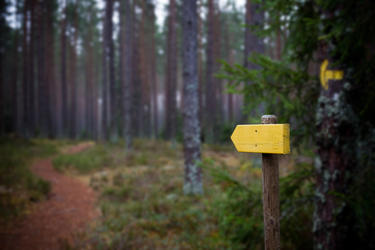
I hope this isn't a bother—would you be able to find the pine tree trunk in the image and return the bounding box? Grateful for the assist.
[101,0,110,140]
[197,0,204,129]
[182,0,202,195]
[85,24,94,138]
[244,0,265,69]
[36,1,51,137]
[139,0,151,137]
[314,47,357,250]
[165,0,177,141]
[122,0,134,149]
[69,6,78,138]
[106,0,116,140]
[22,0,29,137]
[45,0,55,137]
[205,0,217,143]
[61,2,68,137]
[149,5,158,138]
[213,7,222,124]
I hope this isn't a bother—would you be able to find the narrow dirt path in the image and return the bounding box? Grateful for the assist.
[1,143,99,250]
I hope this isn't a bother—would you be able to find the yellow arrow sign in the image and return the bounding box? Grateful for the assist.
[230,124,290,154]
[320,59,344,90]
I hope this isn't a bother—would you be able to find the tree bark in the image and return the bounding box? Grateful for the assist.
[69,4,78,138]
[149,3,158,138]
[107,0,116,140]
[122,0,134,149]
[45,0,55,137]
[244,0,265,69]
[36,0,51,137]
[61,1,68,137]
[139,0,151,137]
[182,0,202,195]
[314,49,356,250]
[205,0,217,143]
[165,0,177,141]
[22,0,30,137]
[261,115,280,250]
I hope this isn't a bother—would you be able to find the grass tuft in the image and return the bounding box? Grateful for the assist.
[52,144,113,174]
[0,137,53,222]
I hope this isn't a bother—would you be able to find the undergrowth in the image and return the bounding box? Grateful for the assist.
[63,140,313,250]
[0,137,61,222]
[53,144,113,174]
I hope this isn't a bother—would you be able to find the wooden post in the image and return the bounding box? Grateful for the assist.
[261,114,280,250]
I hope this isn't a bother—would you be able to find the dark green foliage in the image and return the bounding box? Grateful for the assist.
[220,0,375,146]
[217,123,236,144]
[345,130,375,249]
[219,55,319,147]
[207,161,315,250]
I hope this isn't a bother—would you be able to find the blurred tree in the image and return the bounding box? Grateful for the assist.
[148,2,158,138]
[122,0,134,150]
[244,0,264,70]
[101,0,114,140]
[36,0,52,137]
[182,0,202,194]
[68,0,78,138]
[0,0,10,135]
[139,0,151,137]
[204,0,217,143]
[44,0,56,136]
[60,0,68,137]
[165,0,177,142]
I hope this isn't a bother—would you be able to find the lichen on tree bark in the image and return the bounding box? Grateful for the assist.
[182,0,203,195]
[314,78,358,250]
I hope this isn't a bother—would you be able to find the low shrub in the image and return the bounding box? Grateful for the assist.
[53,144,112,174]
[0,137,52,222]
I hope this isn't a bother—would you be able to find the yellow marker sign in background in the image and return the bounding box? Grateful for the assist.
[320,59,344,90]
[231,124,290,154]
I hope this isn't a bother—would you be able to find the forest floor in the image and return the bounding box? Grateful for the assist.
[1,142,99,250]
[1,139,308,249]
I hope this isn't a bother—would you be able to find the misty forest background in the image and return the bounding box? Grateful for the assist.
[1,0,375,249]
[0,0,250,141]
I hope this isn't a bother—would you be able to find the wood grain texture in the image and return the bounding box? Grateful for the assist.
[261,115,280,250]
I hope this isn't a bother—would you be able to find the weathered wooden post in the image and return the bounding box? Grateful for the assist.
[231,114,290,250]
[261,115,280,250]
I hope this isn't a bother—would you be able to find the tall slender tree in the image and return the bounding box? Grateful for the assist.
[149,3,158,138]
[205,0,217,143]
[101,0,115,140]
[107,0,116,140]
[60,0,68,136]
[36,0,52,137]
[165,0,177,141]
[122,0,133,150]
[139,0,151,137]
[69,2,78,138]
[22,0,30,136]
[182,0,202,195]
[45,0,56,136]
[244,0,264,69]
